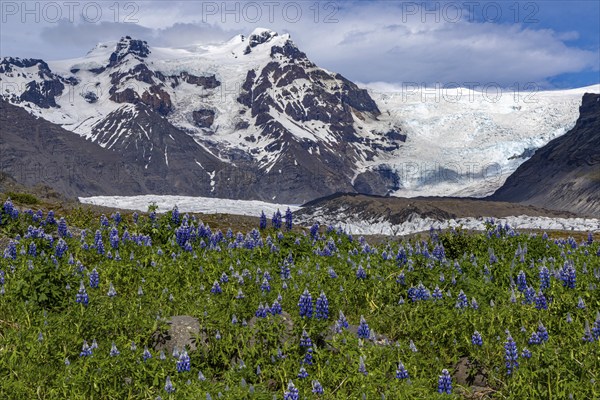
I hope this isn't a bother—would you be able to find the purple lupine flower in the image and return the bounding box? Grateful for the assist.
[210,281,222,294]
[3,240,16,260]
[539,266,551,290]
[260,277,271,292]
[285,207,293,231]
[357,316,370,339]
[432,286,443,300]
[297,366,308,379]
[315,292,329,320]
[396,362,409,379]
[28,242,36,257]
[177,350,191,372]
[455,290,468,309]
[336,310,349,331]
[516,270,527,292]
[271,210,282,230]
[356,265,367,279]
[298,289,313,318]
[302,347,313,365]
[358,356,367,376]
[472,331,483,346]
[582,320,594,342]
[110,342,120,357]
[534,290,548,310]
[270,300,282,315]
[164,376,175,394]
[142,346,152,361]
[89,268,99,288]
[107,282,117,298]
[283,381,299,400]
[171,206,180,224]
[57,217,68,237]
[259,211,267,230]
[311,380,324,394]
[560,263,576,289]
[528,332,541,345]
[437,369,452,394]
[592,312,600,341]
[76,281,89,306]
[537,323,549,342]
[255,303,268,318]
[577,297,586,309]
[80,340,92,357]
[521,348,532,359]
[300,330,312,348]
[504,334,519,375]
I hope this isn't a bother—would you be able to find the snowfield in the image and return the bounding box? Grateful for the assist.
[80,195,600,235]
[78,195,300,217]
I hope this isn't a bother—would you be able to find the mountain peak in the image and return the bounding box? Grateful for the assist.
[108,36,151,67]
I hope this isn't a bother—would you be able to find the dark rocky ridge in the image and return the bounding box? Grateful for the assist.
[491,93,600,217]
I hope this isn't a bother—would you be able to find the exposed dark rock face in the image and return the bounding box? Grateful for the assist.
[491,93,600,217]
[192,109,215,128]
[108,36,150,68]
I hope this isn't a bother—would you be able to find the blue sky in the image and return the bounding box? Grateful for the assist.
[1,1,598,88]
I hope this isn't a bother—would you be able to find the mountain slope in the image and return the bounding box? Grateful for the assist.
[490,93,600,216]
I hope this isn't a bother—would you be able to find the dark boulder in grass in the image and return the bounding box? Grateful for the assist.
[152,315,203,355]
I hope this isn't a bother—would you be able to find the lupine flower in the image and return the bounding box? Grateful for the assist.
[298,289,313,318]
[198,371,206,381]
[76,281,89,306]
[337,310,349,330]
[302,348,313,365]
[471,297,479,310]
[300,330,312,348]
[437,369,452,394]
[177,350,191,372]
[311,380,324,394]
[455,290,468,309]
[504,334,519,374]
[107,282,117,297]
[396,362,409,379]
[358,356,367,375]
[592,312,600,341]
[80,340,92,357]
[582,320,594,342]
[315,292,329,320]
[283,381,299,400]
[271,210,282,229]
[537,323,549,342]
[521,348,532,358]
[517,271,527,292]
[433,286,443,300]
[89,269,99,288]
[472,331,483,346]
[3,240,16,260]
[297,366,309,379]
[577,297,586,309]
[57,217,68,237]
[560,263,576,289]
[528,332,541,345]
[409,340,418,352]
[534,290,548,310]
[357,316,370,339]
[566,312,573,323]
[164,376,175,394]
[255,303,268,318]
[260,277,271,292]
[270,300,282,315]
[285,207,293,231]
[210,281,222,294]
[110,342,120,357]
[539,266,551,290]
[356,265,367,279]
[142,346,152,361]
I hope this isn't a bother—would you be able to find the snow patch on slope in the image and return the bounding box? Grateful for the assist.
[79,195,300,217]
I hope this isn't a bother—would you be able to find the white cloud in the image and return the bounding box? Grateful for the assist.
[0,1,597,87]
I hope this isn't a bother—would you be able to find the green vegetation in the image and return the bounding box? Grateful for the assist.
[0,201,598,399]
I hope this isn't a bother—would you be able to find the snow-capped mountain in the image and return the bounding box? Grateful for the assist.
[0,29,598,203]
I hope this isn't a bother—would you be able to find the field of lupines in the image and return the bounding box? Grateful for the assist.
[0,197,599,399]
